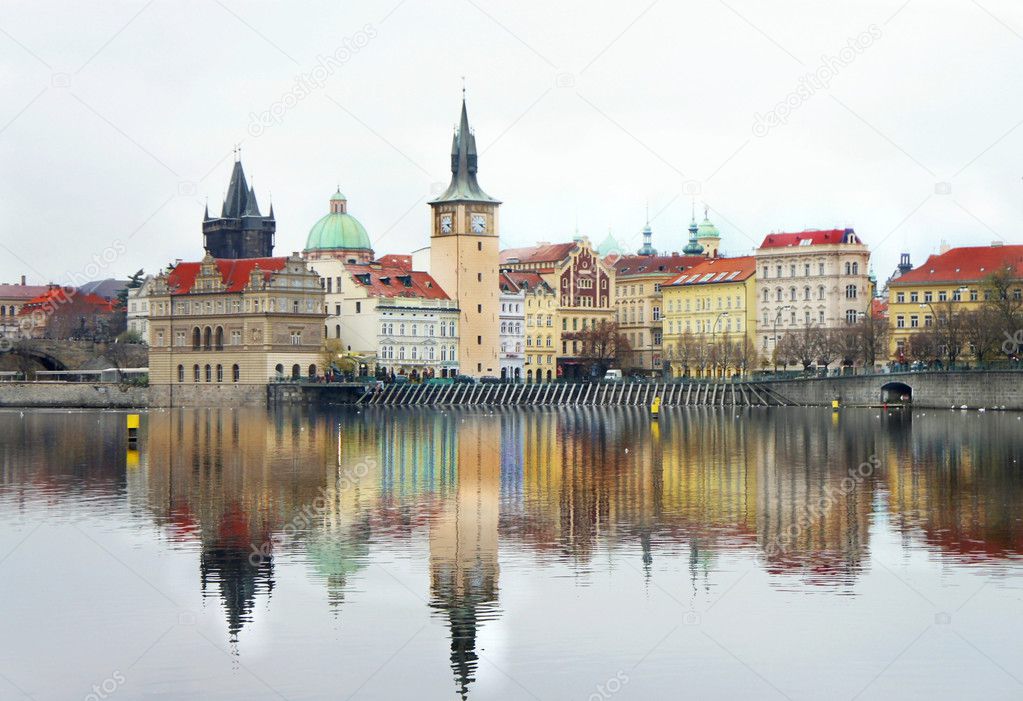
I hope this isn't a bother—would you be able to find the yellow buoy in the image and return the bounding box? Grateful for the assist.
[651,396,661,419]
[127,413,139,445]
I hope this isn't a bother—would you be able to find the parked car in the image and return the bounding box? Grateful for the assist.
[425,377,453,386]
[392,375,410,385]
[479,376,501,384]
[453,375,477,384]
[603,369,623,382]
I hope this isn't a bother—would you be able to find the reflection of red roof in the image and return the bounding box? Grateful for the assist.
[613,254,705,277]
[500,243,577,266]
[375,254,412,271]
[665,256,756,286]
[758,229,861,249]
[889,245,1023,285]
[499,270,550,293]
[167,257,288,295]
[18,286,117,315]
[345,263,449,300]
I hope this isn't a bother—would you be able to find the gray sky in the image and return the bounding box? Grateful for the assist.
[1,0,1021,286]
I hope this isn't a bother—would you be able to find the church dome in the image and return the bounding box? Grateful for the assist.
[697,216,720,240]
[304,190,372,253]
[597,232,622,256]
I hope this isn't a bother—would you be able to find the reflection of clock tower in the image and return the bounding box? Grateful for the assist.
[430,97,501,377]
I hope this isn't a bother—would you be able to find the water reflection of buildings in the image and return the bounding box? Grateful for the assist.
[29,404,1018,685]
[429,415,501,699]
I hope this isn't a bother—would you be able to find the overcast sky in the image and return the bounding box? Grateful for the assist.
[1,0,1021,286]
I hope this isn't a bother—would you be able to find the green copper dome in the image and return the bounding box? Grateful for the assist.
[697,217,720,240]
[597,232,622,256]
[305,190,371,252]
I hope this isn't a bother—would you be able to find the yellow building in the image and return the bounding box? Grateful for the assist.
[887,244,1023,360]
[146,253,325,405]
[501,271,558,383]
[612,248,704,377]
[661,256,758,378]
[500,237,616,379]
[429,98,501,377]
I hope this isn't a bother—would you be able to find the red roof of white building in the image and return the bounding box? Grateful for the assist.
[758,229,862,249]
[665,256,756,287]
[166,257,288,295]
[18,286,117,315]
[500,243,577,267]
[0,284,51,301]
[345,263,449,300]
[889,244,1023,285]
[375,254,412,271]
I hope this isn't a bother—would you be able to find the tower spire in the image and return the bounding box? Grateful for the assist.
[431,92,498,204]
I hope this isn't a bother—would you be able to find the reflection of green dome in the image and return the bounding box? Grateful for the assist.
[697,217,720,240]
[305,191,371,252]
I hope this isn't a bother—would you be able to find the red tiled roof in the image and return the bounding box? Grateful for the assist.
[613,254,705,277]
[500,242,577,266]
[871,298,888,319]
[166,257,288,295]
[889,245,1023,285]
[375,254,412,271]
[0,284,50,301]
[345,263,449,300]
[18,286,117,315]
[499,270,550,293]
[665,256,756,287]
[758,229,861,249]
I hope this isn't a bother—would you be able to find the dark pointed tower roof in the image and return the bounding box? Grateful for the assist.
[431,97,500,204]
[243,185,261,217]
[221,160,251,218]
[637,207,657,256]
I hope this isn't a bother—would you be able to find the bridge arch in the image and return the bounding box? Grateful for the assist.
[881,381,912,404]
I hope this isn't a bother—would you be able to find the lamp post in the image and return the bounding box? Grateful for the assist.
[771,305,793,373]
[711,311,729,378]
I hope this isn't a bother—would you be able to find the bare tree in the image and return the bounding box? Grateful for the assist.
[567,320,630,377]
[906,330,938,365]
[962,307,1003,366]
[777,324,826,372]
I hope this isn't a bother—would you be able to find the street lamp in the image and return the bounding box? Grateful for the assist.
[772,305,793,373]
[711,311,729,378]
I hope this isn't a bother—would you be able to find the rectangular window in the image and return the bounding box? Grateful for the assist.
[355,302,361,313]
[895,292,905,303]
[910,316,919,328]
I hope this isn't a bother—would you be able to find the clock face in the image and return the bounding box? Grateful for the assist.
[440,215,452,234]
[471,214,487,233]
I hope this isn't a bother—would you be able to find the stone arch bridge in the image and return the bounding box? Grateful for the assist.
[1,340,147,371]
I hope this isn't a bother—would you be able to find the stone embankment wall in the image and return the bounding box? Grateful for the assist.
[0,382,148,408]
[766,371,1023,410]
[148,384,267,407]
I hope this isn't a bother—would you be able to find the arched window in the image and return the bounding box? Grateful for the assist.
[775,288,782,302]
[852,262,859,275]
[275,363,284,378]
[192,327,201,350]
[216,364,223,382]
[291,364,300,379]
[804,286,810,300]
[193,364,200,382]
[308,364,317,378]
[335,324,341,338]
[177,364,184,383]
[204,364,211,382]
[818,286,825,300]
[214,326,224,350]
[232,364,240,382]
[203,327,212,351]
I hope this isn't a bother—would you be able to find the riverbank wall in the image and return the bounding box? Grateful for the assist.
[0,382,148,408]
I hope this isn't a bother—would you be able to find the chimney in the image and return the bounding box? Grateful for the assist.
[20,275,25,286]
[991,241,1004,247]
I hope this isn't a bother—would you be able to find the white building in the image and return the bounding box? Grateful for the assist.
[126,276,156,340]
[498,273,526,381]
[303,190,459,377]
[754,228,871,356]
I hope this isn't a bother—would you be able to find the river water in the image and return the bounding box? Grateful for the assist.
[0,406,1021,700]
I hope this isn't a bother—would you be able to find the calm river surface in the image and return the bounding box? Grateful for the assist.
[1,406,1021,700]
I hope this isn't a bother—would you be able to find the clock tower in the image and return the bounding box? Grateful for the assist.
[430,97,502,377]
